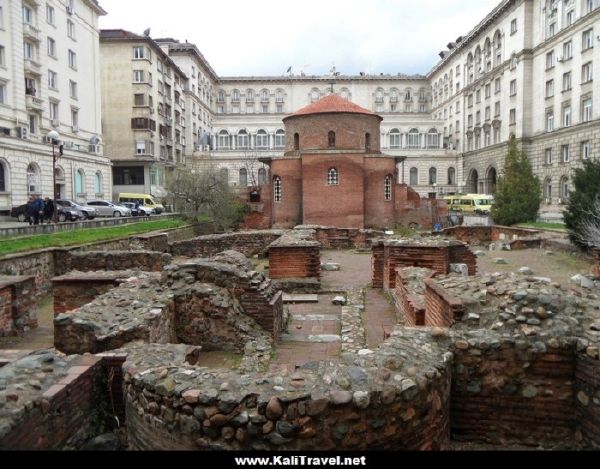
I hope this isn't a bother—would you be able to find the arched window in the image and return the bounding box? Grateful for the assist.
[94,172,102,194]
[75,169,85,194]
[384,175,393,201]
[328,131,336,148]
[274,130,285,149]
[340,88,350,100]
[560,176,570,200]
[310,89,320,102]
[0,160,6,192]
[404,88,413,101]
[232,89,240,103]
[239,168,248,187]
[390,129,401,149]
[256,130,269,149]
[217,90,225,102]
[544,177,553,201]
[276,89,284,103]
[258,168,267,186]
[365,133,371,151]
[429,168,438,185]
[274,176,282,202]
[217,130,230,150]
[246,89,254,102]
[220,167,229,184]
[427,129,440,149]
[447,167,456,186]
[294,133,300,151]
[237,130,249,150]
[407,129,420,149]
[327,168,339,186]
[409,167,419,186]
[26,163,40,193]
[261,89,270,102]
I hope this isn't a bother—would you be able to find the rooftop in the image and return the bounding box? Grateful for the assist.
[286,94,382,120]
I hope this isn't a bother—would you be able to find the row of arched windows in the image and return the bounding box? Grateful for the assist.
[0,160,104,196]
[220,167,268,187]
[217,88,286,104]
[409,167,457,186]
[389,128,440,149]
[216,129,286,150]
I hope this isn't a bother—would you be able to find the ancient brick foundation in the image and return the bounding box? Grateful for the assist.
[423,279,466,327]
[296,226,383,250]
[0,275,37,336]
[442,226,542,249]
[575,352,600,448]
[268,246,321,279]
[64,251,172,273]
[170,231,285,259]
[392,268,432,326]
[52,273,129,316]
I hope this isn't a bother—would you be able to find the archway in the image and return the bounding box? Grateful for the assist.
[487,167,497,194]
[467,169,479,193]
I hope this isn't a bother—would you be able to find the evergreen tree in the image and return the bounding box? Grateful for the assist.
[564,159,600,250]
[490,135,541,226]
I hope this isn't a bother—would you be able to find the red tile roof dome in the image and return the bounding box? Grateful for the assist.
[285,93,382,120]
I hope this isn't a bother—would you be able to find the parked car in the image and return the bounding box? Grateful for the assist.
[86,200,132,217]
[10,204,28,222]
[56,200,97,220]
[120,202,153,217]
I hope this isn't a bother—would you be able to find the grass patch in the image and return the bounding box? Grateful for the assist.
[516,222,567,232]
[0,219,188,257]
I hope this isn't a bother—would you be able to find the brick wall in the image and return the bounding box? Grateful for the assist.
[451,344,577,446]
[423,279,465,327]
[170,231,284,259]
[268,246,321,279]
[312,228,382,250]
[393,185,448,229]
[0,276,37,337]
[392,269,430,326]
[64,251,172,273]
[0,356,105,450]
[52,276,123,316]
[383,246,450,290]
[371,243,385,288]
[270,158,303,229]
[442,226,541,245]
[448,246,478,276]
[575,353,600,448]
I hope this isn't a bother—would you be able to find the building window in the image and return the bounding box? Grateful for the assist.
[582,141,591,160]
[548,22,556,38]
[582,62,593,83]
[407,129,420,149]
[75,169,85,194]
[133,46,145,59]
[68,49,76,69]
[583,28,594,50]
[561,145,570,163]
[67,19,75,39]
[427,129,439,149]
[429,168,437,185]
[328,131,336,148]
[327,168,339,186]
[510,79,517,96]
[26,163,39,193]
[237,130,249,149]
[23,41,34,60]
[563,40,573,60]
[509,108,516,125]
[563,104,571,127]
[134,93,145,106]
[133,70,145,82]
[47,37,56,58]
[545,148,553,165]
[217,131,229,150]
[546,109,554,131]
[239,168,247,187]
[495,101,501,117]
[563,72,572,91]
[49,100,59,121]
[365,133,371,151]
[256,130,269,149]
[274,176,282,202]
[294,133,300,151]
[232,89,240,103]
[409,167,418,186]
[71,108,78,128]
[390,129,401,149]
[0,82,6,105]
[582,97,593,121]
[48,70,57,90]
[28,114,37,134]
[586,0,598,13]
[258,168,267,186]
[384,175,393,201]
[546,50,555,69]
[546,79,554,98]
[448,167,456,185]
[46,4,55,25]
[0,46,4,67]
[274,130,285,149]
[113,167,144,185]
[94,172,102,194]
[510,18,517,34]
[135,140,146,155]
[69,80,77,99]
[0,160,5,192]
[22,5,33,24]
[494,77,501,93]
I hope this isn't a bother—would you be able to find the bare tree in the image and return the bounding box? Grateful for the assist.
[574,196,600,249]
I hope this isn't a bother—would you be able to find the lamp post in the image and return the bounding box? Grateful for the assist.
[47,130,60,223]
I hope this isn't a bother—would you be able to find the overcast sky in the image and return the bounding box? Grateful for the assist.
[98,0,501,77]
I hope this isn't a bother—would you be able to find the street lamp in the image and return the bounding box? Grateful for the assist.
[47,130,60,223]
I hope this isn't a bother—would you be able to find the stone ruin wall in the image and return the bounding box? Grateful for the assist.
[0,276,37,337]
[170,231,286,259]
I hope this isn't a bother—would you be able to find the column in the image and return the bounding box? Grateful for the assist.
[269,133,274,150]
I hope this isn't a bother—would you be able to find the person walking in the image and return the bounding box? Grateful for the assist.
[33,195,44,225]
[43,197,55,224]
[25,196,36,226]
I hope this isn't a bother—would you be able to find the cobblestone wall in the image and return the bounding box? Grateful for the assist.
[0,276,37,337]
[170,231,285,258]
[64,251,172,273]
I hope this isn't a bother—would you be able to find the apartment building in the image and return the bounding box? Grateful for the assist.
[0,0,111,213]
[99,29,188,199]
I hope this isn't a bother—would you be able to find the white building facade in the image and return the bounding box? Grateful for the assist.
[0,0,111,214]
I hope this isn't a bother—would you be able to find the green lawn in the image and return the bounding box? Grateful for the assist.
[515,222,567,232]
[0,219,188,257]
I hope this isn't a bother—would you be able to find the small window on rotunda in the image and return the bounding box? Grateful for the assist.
[328,131,336,148]
[327,168,339,186]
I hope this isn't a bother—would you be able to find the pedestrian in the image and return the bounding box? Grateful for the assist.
[26,196,36,226]
[33,195,44,225]
[43,197,55,223]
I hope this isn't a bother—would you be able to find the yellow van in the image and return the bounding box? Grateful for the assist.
[443,194,494,215]
[118,193,165,214]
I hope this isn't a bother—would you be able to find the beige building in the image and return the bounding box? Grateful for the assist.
[0,0,111,214]
[99,29,188,199]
